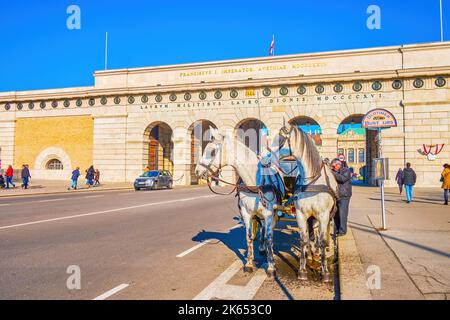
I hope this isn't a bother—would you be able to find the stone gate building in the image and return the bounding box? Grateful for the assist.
[1,42,449,187]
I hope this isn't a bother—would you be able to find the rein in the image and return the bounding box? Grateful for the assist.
[206,164,238,196]
[201,161,277,208]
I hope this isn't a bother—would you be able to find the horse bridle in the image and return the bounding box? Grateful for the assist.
[197,143,222,178]
[197,140,240,195]
[198,139,277,203]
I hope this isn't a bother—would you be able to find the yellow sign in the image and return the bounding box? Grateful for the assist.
[245,89,255,97]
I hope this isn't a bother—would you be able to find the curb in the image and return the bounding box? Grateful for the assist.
[0,183,207,199]
[0,186,133,199]
[337,227,372,300]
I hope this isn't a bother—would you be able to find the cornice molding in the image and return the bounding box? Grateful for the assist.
[1,66,449,103]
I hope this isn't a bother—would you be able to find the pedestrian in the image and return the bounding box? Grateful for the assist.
[331,158,352,237]
[94,169,100,186]
[69,167,81,190]
[402,162,417,204]
[0,172,5,189]
[85,165,95,189]
[441,163,450,206]
[395,168,404,194]
[21,164,31,189]
[5,165,15,189]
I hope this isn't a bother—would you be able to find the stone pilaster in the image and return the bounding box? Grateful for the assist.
[93,114,128,182]
[0,119,16,172]
[172,127,191,186]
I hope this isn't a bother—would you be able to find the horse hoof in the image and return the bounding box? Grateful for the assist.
[298,271,308,281]
[243,265,254,273]
[322,273,332,283]
[266,269,276,278]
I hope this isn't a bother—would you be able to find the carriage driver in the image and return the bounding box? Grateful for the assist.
[331,159,353,237]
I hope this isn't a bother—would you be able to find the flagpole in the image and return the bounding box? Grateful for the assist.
[105,32,108,70]
[440,0,444,42]
[272,34,275,56]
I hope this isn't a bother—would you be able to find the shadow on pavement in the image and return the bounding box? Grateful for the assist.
[348,223,450,259]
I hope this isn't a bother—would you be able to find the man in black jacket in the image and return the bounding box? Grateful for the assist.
[21,164,31,189]
[331,159,352,236]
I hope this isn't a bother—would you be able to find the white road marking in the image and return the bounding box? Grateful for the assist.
[0,203,11,206]
[176,224,242,258]
[82,195,104,199]
[93,283,129,300]
[176,240,213,258]
[38,198,66,203]
[194,260,267,300]
[0,195,217,231]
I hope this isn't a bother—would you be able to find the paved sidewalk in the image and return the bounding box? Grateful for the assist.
[0,179,132,197]
[349,186,450,300]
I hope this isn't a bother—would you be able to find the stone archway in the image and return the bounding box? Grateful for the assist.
[289,116,323,152]
[337,114,377,185]
[189,120,217,185]
[34,147,72,180]
[143,122,173,174]
[235,118,268,155]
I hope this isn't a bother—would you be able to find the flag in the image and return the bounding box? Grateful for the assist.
[269,35,275,56]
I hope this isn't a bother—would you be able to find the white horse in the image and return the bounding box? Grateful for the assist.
[269,126,338,282]
[194,127,279,277]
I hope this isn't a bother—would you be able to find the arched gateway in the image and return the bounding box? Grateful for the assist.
[144,122,173,173]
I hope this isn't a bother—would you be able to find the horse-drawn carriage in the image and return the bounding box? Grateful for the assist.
[195,125,338,282]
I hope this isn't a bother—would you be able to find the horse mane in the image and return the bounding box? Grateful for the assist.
[290,126,323,177]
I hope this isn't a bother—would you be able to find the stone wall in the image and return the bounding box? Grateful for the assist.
[13,115,93,180]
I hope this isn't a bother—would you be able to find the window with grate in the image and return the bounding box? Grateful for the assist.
[46,159,63,170]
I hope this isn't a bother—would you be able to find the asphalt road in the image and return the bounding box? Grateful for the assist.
[0,186,334,300]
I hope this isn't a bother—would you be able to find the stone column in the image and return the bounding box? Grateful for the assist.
[321,133,339,161]
[0,119,16,173]
[172,126,191,186]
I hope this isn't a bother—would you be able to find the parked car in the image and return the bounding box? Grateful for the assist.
[134,170,173,190]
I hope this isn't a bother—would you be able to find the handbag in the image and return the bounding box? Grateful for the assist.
[440,175,444,183]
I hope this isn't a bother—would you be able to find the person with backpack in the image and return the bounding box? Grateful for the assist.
[402,163,417,204]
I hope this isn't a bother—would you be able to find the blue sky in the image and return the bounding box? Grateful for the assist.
[0,0,448,92]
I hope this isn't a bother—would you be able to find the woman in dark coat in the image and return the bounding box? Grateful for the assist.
[395,168,404,194]
[85,165,95,189]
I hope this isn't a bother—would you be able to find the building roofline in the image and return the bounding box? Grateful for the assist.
[94,41,450,76]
